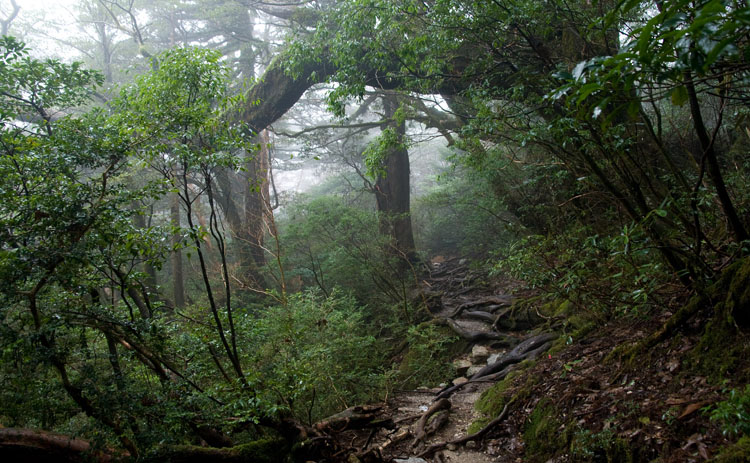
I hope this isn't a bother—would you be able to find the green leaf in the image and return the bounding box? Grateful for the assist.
[670,86,689,106]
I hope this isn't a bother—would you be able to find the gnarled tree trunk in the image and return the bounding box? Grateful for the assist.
[375,96,416,263]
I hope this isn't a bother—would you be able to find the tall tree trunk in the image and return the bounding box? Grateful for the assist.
[131,205,158,299]
[684,73,749,243]
[171,191,185,308]
[374,96,416,262]
[243,130,271,274]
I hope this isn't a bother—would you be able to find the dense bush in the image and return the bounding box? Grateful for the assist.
[278,195,414,305]
[243,290,386,423]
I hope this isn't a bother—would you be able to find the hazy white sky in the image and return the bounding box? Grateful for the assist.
[5,0,79,57]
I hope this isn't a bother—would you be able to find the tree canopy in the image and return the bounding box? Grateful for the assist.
[2,0,750,461]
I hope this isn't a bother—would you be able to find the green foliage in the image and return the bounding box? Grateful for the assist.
[363,126,406,179]
[279,195,409,305]
[709,385,750,438]
[493,220,671,320]
[394,323,460,389]
[116,46,250,169]
[0,36,103,122]
[569,427,634,463]
[413,163,513,256]
[713,436,750,463]
[244,290,385,423]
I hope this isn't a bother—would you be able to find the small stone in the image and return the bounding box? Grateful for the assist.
[487,353,502,365]
[471,345,490,362]
[453,358,472,375]
[459,258,468,265]
[467,365,484,377]
[447,443,458,451]
[394,458,428,463]
[466,440,477,449]
[452,377,468,386]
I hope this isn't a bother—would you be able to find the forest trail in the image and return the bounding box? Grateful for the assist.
[332,257,550,463]
[327,258,732,463]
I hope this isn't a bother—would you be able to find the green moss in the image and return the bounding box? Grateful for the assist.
[148,438,288,463]
[523,398,565,459]
[475,369,537,417]
[722,257,750,328]
[570,428,634,463]
[713,436,750,463]
[571,321,596,340]
[550,299,573,317]
[235,438,288,462]
[689,316,745,382]
[613,257,750,368]
[685,258,750,383]
[467,417,490,435]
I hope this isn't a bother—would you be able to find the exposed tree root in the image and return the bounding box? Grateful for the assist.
[462,310,497,323]
[314,405,393,433]
[447,295,512,318]
[436,332,556,399]
[444,319,510,342]
[492,305,546,331]
[410,398,451,449]
[417,403,510,458]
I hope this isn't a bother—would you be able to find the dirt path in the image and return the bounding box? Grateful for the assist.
[337,257,547,463]
[324,257,737,463]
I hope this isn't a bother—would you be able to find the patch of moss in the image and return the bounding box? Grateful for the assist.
[467,417,490,435]
[723,257,750,328]
[236,438,288,462]
[713,436,750,463]
[475,369,537,418]
[570,428,635,463]
[148,438,288,463]
[548,334,570,355]
[523,398,565,459]
[689,315,746,383]
[687,258,750,383]
[571,320,596,340]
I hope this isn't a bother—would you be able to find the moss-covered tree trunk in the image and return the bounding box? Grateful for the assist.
[375,96,416,262]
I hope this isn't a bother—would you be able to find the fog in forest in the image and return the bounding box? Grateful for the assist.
[2,1,750,462]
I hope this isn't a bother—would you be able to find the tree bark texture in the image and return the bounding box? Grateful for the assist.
[170,191,185,308]
[375,96,416,261]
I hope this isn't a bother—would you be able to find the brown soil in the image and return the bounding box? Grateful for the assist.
[330,257,745,463]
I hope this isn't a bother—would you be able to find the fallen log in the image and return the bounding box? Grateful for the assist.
[314,405,393,433]
[0,428,128,463]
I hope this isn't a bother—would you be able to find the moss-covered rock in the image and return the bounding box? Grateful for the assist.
[148,437,289,463]
[523,398,565,460]
[474,369,537,418]
[688,257,750,383]
[712,436,750,463]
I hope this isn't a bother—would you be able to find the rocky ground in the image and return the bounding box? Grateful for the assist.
[323,257,749,463]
